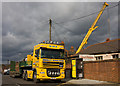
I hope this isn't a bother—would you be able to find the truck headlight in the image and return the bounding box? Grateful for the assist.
[49,72,51,75]
[48,71,51,75]
[57,72,60,75]
[54,72,57,75]
[52,72,54,75]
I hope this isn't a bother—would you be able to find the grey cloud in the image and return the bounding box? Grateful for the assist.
[2,2,118,61]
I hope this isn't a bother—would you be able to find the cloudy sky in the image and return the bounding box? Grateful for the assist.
[2,2,119,62]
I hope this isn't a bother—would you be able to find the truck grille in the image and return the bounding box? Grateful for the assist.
[47,69,60,77]
[43,62,63,68]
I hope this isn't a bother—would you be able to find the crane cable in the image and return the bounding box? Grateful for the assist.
[52,4,119,51]
[52,24,62,41]
[55,4,119,24]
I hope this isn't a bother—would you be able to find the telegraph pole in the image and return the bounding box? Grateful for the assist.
[49,19,52,41]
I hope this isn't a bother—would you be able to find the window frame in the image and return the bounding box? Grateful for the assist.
[112,54,119,59]
[95,56,103,61]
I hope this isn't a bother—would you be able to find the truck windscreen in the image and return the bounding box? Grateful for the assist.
[41,48,64,59]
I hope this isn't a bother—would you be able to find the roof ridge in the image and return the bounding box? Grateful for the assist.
[80,38,120,52]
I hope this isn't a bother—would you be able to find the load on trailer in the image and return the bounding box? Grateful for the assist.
[10,40,65,82]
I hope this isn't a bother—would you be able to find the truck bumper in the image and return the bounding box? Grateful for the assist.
[37,77,65,81]
[36,74,65,80]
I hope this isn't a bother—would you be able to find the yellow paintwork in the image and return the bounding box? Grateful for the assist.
[27,70,33,79]
[72,60,76,78]
[42,58,65,69]
[27,55,33,61]
[76,2,109,54]
[27,42,65,80]
[34,43,64,50]
[35,68,65,80]
[32,57,39,68]
[27,61,32,65]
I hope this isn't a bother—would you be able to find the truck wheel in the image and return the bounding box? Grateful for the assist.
[25,72,29,81]
[33,72,39,83]
[22,72,25,80]
[12,75,16,78]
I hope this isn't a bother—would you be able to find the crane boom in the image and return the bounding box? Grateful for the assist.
[76,2,109,54]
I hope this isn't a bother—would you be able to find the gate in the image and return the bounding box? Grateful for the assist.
[71,58,83,79]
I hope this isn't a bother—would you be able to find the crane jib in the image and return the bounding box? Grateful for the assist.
[76,2,109,54]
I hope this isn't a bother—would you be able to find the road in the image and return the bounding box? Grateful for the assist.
[1,74,118,86]
[1,69,74,86]
[2,75,73,86]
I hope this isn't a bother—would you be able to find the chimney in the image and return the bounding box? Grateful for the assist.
[70,46,75,53]
[106,38,110,42]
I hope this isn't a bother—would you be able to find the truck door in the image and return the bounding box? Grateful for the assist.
[33,49,40,68]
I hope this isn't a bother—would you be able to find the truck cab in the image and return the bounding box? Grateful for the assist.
[23,40,65,82]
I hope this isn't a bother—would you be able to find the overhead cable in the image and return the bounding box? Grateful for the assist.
[55,4,118,24]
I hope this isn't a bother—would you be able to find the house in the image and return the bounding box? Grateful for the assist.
[77,38,120,61]
[68,39,120,83]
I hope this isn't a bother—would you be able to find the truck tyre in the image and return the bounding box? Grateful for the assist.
[25,72,29,81]
[22,72,25,80]
[33,72,39,83]
[12,75,16,78]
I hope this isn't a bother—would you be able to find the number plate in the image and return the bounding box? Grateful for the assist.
[51,77,56,79]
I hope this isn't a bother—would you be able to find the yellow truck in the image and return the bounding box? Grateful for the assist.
[10,41,65,82]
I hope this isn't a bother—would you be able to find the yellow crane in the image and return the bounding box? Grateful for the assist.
[72,2,109,79]
[76,2,109,54]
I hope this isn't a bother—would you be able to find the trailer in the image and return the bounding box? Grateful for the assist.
[10,61,32,78]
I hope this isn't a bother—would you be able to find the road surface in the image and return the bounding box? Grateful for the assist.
[2,75,72,86]
[2,75,118,86]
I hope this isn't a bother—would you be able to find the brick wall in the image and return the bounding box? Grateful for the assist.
[66,58,72,69]
[83,59,120,83]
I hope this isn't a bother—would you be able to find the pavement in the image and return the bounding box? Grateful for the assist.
[63,79,116,84]
[57,79,119,86]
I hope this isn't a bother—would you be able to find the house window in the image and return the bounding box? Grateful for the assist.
[112,54,119,59]
[95,56,103,60]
